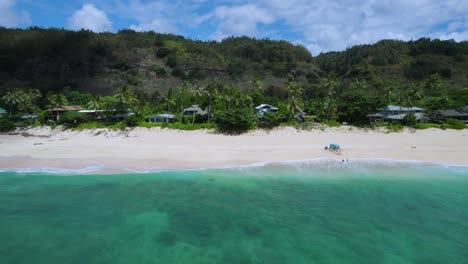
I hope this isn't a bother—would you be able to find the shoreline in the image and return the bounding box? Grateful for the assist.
[1,126,467,174]
[1,158,467,175]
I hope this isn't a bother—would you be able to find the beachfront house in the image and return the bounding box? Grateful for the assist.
[183,105,207,116]
[78,109,107,121]
[368,105,427,123]
[367,105,429,122]
[146,114,175,123]
[0,107,7,115]
[48,105,82,122]
[428,109,468,124]
[255,104,279,116]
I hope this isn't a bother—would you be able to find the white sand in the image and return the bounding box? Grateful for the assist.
[0,126,467,173]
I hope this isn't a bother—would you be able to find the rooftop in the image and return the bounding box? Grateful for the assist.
[49,106,82,111]
[386,105,424,111]
[0,107,6,114]
[147,114,175,118]
[255,104,279,110]
[436,109,468,117]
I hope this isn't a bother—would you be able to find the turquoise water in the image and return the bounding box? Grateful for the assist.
[1,161,468,263]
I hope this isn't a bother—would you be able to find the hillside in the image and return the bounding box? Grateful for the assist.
[0,27,317,95]
[315,38,468,89]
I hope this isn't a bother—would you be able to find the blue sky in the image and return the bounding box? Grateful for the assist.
[1,0,467,55]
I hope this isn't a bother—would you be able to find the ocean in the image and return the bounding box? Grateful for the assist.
[1,160,467,263]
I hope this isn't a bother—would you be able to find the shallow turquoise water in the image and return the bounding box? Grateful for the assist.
[1,161,468,263]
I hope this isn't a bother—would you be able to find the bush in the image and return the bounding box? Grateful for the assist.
[214,109,257,134]
[74,122,106,130]
[402,113,417,127]
[138,121,162,128]
[321,120,341,127]
[259,112,284,128]
[0,117,16,132]
[125,115,143,127]
[385,122,404,132]
[108,121,126,130]
[414,123,441,129]
[445,118,466,130]
[60,111,83,126]
[166,122,216,130]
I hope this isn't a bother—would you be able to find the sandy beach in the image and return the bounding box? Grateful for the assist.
[0,126,467,173]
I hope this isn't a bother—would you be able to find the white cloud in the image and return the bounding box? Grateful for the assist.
[256,0,468,54]
[67,4,113,32]
[206,4,275,40]
[0,0,30,27]
[86,0,468,54]
[129,19,176,33]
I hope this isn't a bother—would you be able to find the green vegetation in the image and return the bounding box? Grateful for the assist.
[445,118,466,130]
[74,122,106,130]
[1,28,467,133]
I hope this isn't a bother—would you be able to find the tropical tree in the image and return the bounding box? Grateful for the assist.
[115,84,138,113]
[204,83,219,123]
[47,93,69,122]
[320,73,338,120]
[87,95,102,118]
[2,90,22,117]
[286,80,304,121]
[424,73,442,95]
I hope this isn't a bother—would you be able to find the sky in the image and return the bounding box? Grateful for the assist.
[1,0,468,55]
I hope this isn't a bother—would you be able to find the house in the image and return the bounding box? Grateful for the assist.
[21,114,38,122]
[78,109,107,120]
[255,104,279,116]
[428,109,468,124]
[111,113,134,122]
[368,105,427,123]
[0,107,6,115]
[48,106,82,122]
[183,105,207,116]
[146,114,175,123]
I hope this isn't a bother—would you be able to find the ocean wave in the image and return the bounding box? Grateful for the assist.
[1,165,105,175]
[1,158,467,175]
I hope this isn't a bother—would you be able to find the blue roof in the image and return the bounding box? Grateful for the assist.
[0,107,7,114]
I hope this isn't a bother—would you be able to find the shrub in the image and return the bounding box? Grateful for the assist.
[402,113,417,127]
[166,122,216,130]
[0,117,16,132]
[108,121,126,130]
[445,118,466,130]
[74,122,106,130]
[125,115,143,127]
[214,109,256,134]
[60,111,82,126]
[138,121,162,128]
[321,120,341,127]
[259,112,284,128]
[414,123,441,129]
[385,122,404,132]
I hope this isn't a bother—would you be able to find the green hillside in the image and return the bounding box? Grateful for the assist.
[0,27,317,95]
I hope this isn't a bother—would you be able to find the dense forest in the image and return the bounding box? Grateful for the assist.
[1,27,467,132]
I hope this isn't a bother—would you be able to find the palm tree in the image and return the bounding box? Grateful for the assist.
[47,93,69,123]
[115,85,138,114]
[162,94,176,122]
[190,84,206,123]
[2,90,22,117]
[320,73,338,120]
[286,80,304,121]
[27,89,41,114]
[204,83,219,123]
[87,95,102,119]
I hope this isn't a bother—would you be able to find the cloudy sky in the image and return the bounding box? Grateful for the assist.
[1,0,468,54]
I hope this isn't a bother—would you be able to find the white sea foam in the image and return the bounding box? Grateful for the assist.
[0,158,466,175]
